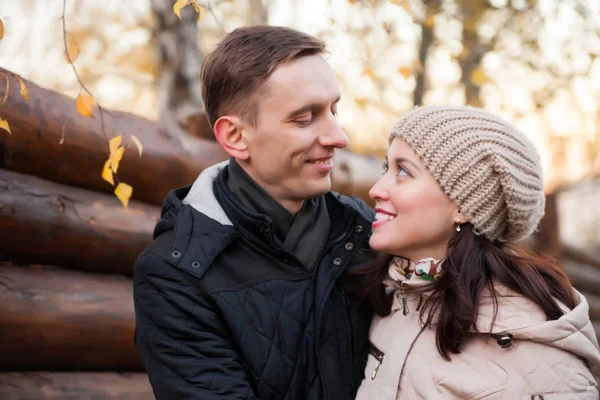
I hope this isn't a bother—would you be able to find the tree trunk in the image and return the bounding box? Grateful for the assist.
[0,68,229,205]
[0,372,153,399]
[0,169,158,276]
[151,0,205,143]
[414,0,440,106]
[458,0,487,107]
[0,263,141,371]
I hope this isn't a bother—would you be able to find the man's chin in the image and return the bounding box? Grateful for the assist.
[301,178,331,199]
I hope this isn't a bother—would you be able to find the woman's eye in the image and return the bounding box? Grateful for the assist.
[397,166,411,177]
[382,164,389,174]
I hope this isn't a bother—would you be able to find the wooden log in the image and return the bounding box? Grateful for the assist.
[582,292,600,320]
[0,68,229,205]
[561,260,600,296]
[535,192,562,262]
[0,68,381,205]
[0,169,158,276]
[0,372,153,399]
[0,263,141,371]
[563,244,600,271]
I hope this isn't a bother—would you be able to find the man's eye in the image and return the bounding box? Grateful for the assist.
[295,116,313,126]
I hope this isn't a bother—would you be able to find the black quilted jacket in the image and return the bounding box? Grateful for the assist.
[133,165,375,400]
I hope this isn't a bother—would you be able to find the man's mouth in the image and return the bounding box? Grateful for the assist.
[307,157,333,165]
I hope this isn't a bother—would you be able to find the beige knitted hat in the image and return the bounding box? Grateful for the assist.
[389,105,545,242]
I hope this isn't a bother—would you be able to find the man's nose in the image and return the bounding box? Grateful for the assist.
[319,119,349,149]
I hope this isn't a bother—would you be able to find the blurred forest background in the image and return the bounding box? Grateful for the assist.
[0,0,599,398]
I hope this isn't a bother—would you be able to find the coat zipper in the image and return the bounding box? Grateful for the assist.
[311,210,357,281]
[339,286,355,380]
[369,344,385,380]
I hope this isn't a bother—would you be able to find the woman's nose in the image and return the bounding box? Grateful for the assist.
[369,176,388,202]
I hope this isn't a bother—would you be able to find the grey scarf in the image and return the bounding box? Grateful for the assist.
[227,159,331,269]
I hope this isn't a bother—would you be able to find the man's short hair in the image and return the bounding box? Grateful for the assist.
[200,25,326,128]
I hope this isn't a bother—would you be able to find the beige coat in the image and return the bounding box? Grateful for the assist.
[356,278,600,400]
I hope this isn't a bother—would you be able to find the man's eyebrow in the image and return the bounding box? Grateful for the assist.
[284,95,341,120]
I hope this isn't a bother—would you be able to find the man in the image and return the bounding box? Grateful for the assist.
[133,25,374,400]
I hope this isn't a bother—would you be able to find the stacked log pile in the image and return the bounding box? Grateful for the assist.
[0,69,382,399]
[1,68,599,398]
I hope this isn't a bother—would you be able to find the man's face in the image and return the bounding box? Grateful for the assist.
[239,54,348,211]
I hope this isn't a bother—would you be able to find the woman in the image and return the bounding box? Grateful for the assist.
[354,105,600,399]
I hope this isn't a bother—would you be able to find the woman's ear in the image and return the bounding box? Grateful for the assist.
[213,116,249,160]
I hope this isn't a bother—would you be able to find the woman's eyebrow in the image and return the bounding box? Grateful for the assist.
[393,157,422,171]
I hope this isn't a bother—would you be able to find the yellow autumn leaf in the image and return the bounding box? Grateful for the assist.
[130,135,143,157]
[191,2,207,23]
[354,97,369,109]
[390,0,411,13]
[102,159,114,185]
[109,135,123,154]
[114,182,133,208]
[109,146,125,174]
[76,93,95,117]
[1,73,8,107]
[0,18,4,41]
[398,66,413,79]
[18,78,30,101]
[363,67,376,80]
[423,13,435,28]
[173,0,189,19]
[471,68,489,85]
[65,33,80,63]
[0,117,11,134]
[412,59,423,72]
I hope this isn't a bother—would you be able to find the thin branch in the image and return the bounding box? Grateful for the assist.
[205,0,227,34]
[61,0,109,144]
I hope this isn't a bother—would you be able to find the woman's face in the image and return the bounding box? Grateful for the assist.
[369,138,461,261]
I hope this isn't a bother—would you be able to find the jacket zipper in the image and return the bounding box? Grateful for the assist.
[311,210,356,281]
[339,287,355,381]
[369,344,385,380]
[400,281,409,316]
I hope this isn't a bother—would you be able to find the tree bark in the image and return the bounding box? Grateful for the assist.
[151,0,205,141]
[414,0,440,106]
[0,169,158,276]
[0,263,141,371]
[458,0,488,107]
[0,372,152,399]
[0,68,229,205]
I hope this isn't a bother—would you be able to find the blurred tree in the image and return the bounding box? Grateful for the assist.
[151,0,205,145]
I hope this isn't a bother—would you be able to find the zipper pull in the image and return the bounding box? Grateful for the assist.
[371,359,382,380]
[400,282,409,316]
[369,345,385,380]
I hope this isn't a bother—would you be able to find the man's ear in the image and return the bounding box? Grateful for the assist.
[213,116,249,160]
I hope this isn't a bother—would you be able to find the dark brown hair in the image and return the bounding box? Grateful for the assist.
[352,223,577,360]
[200,25,326,128]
